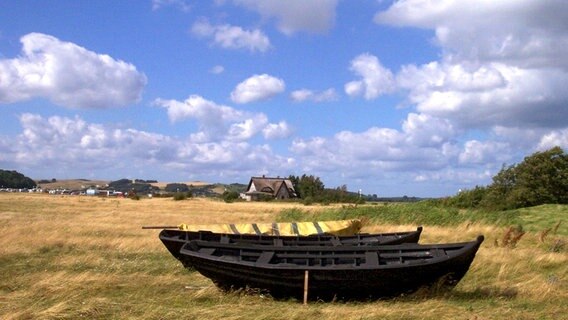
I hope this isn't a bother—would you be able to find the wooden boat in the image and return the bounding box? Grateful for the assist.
[178,235,484,300]
[159,227,423,261]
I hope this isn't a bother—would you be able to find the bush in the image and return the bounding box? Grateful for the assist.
[277,208,309,222]
[256,193,274,202]
[302,196,314,206]
[446,186,488,208]
[222,190,240,203]
[173,192,188,201]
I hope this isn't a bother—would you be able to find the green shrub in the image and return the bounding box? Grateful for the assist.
[277,208,309,222]
[173,192,187,201]
[222,191,240,203]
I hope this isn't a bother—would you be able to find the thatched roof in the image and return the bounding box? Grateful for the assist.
[246,176,296,197]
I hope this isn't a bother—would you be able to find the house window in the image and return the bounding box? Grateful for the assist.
[261,187,273,193]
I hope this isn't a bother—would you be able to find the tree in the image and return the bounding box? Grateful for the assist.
[288,174,324,198]
[480,147,568,209]
[165,183,189,193]
[0,170,36,189]
[108,178,159,194]
[449,186,488,209]
[511,146,568,207]
[481,164,518,210]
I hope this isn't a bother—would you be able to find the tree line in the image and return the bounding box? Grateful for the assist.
[0,170,36,189]
[287,174,364,204]
[445,146,568,210]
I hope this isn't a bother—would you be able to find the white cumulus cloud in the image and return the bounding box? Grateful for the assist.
[154,94,293,143]
[290,112,466,176]
[344,53,395,100]
[372,0,568,130]
[375,0,568,69]
[0,113,295,181]
[290,88,337,102]
[0,33,147,109]
[263,121,292,139]
[230,74,285,104]
[537,129,568,150]
[191,19,271,52]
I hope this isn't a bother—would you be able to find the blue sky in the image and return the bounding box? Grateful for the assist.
[1,0,567,197]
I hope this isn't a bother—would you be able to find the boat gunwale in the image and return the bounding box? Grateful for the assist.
[160,226,423,242]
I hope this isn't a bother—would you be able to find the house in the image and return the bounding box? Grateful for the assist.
[242,176,297,201]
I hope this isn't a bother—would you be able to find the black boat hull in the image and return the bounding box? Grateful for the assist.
[179,236,483,300]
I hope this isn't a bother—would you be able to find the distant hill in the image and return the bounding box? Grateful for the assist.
[36,179,110,190]
[56,178,247,196]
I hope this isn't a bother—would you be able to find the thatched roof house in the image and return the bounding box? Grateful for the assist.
[243,176,297,201]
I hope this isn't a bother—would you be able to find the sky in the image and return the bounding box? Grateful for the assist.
[1,0,568,197]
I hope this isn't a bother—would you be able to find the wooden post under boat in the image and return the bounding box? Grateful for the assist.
[303,270,309,305]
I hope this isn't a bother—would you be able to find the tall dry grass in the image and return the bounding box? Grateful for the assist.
[0,193,566,319]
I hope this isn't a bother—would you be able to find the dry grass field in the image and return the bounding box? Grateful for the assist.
[0,193,566,319]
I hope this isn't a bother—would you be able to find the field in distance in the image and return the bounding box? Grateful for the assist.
[0,193,565,319]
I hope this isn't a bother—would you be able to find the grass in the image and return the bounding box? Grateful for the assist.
[278,201,567,236]
[0,194,566,319]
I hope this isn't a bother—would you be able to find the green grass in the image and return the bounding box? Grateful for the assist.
[511,204,567,236]
[278,202,567,236]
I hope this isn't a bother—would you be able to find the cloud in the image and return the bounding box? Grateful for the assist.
[155,95,271,142]
[209,65,225,74]
[230,74,285,104]
[344,53,395,100]
[537,129,568,150]
[375,0,568,69]
[0,33,147,109]
[290,112,462,175]
[7,113,177,168]
[263,121,292,139]
[155,95,241,123]
[233,0,338,35]
[0,113,294,181]
[290,88,338,102]
[151,0,191,12]
[370,1,568,130]
[402,113,457,147]
[154,94,291,143]
[191,19,271,52]
[458,140,511,165]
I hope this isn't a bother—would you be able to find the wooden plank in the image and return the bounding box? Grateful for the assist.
[198,248,216,255]
[256,251,275,265]
[364,252,379,267]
